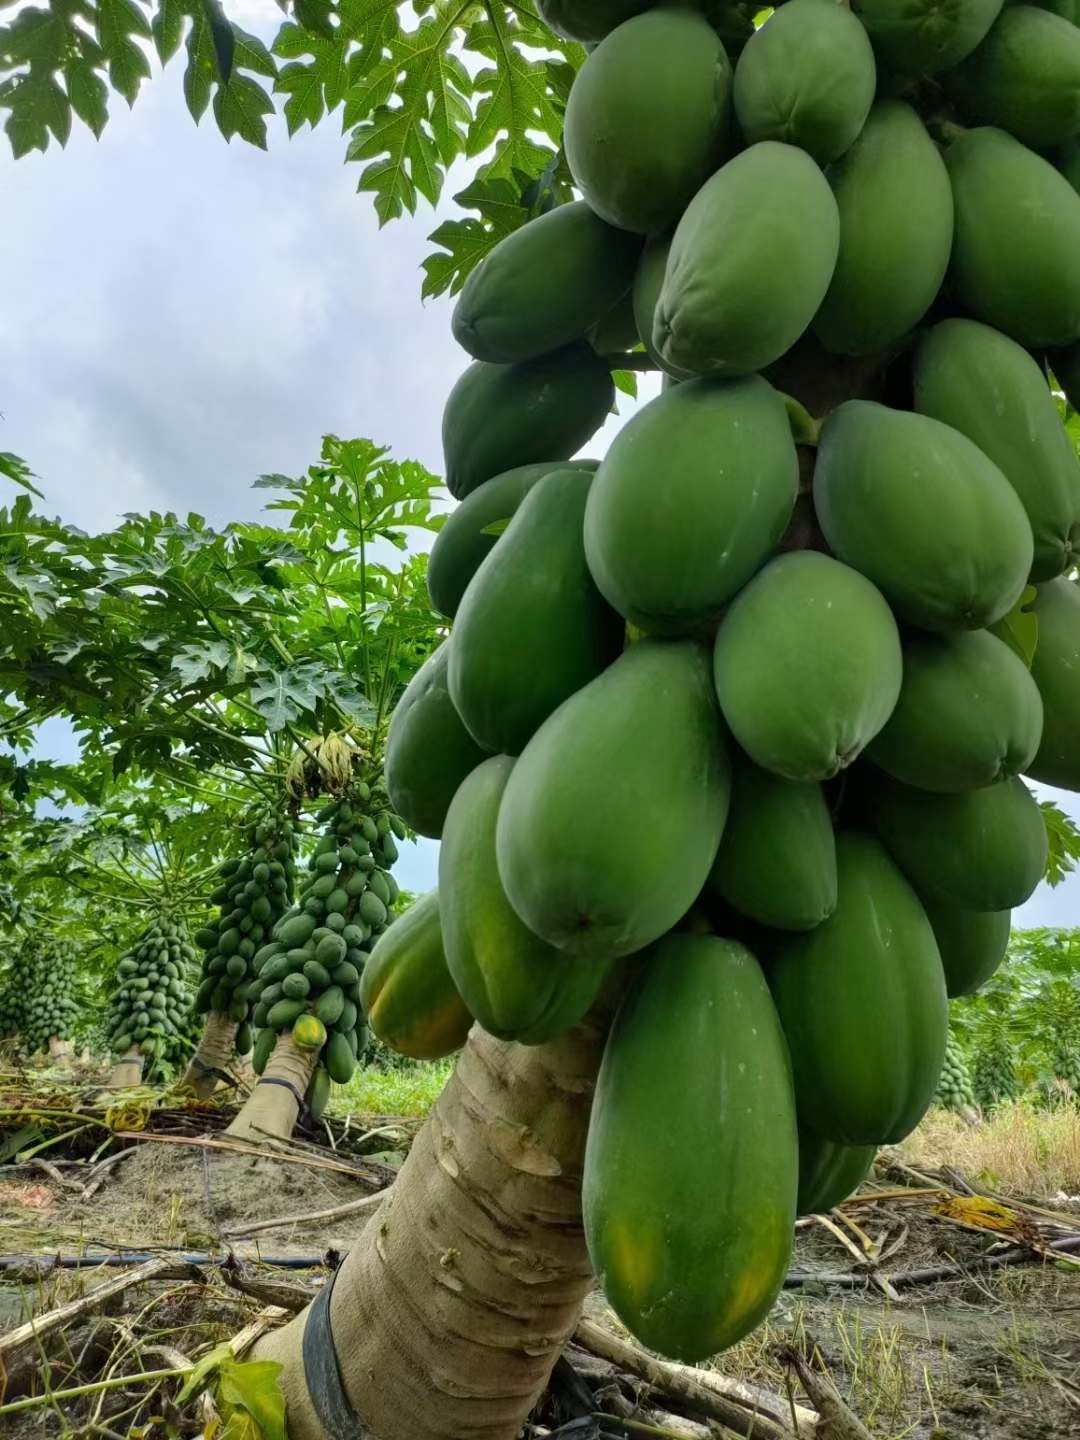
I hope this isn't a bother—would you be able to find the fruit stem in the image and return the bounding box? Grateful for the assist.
[781,393,822,447]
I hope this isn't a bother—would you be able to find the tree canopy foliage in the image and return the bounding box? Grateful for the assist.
[0,0,581,295]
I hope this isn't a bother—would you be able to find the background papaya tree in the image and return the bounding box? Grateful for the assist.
[0,435,445,1090]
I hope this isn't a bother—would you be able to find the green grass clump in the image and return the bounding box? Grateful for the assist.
[331,1057,454,1117]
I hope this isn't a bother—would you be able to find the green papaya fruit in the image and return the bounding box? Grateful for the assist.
[707,751,837,931]
[426,459,598,619]
[588,289,639,354]
[584,934,797,1362]
[852,0,1003,75]
[655,141,839,379]
[914,319,1080,581]
[864,629,1043,792]
[325,1031,355,1084]
[496,640,731,960]
[252,1026,276,1074]
[267,997,308,1031]
[537,0,651,44]
[306,1064,332,1119]
[631,233,693,380]
[769,833,949,1145]
[946,126,1080,348]
[449,469,625,754]
[384,642,489,838]
[734,0,876,164]
[442,342,615,500]
[583,376,798,635]
[359,891,474,1060]
[314,986,346,1026]
[452,202,641,364]
[797,1131,876,1217]
[564,9,732,235]
[275,912,317,949]
[866,771,1048,910]
[281,972,310,1000]
[1028,577,1080,789]
[813,102,953,357]
[922,900,1011,997]
[947,7,1080,149]
[440,757,613,1045]
[814,401,1034,630]
[712,552,902,782]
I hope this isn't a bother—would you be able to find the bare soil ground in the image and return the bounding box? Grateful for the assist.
[3,1066,1079,1438]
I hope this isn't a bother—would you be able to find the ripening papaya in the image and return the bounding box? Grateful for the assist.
[1028,577,1080,790]
[497,640,731,961]
[865,771,1048,911]
[768,832,949,1146]
[712,552,903,783]
[426,459,598,619]
[706,751,838,931]
[922,900,1011,997]
[734,0,876,164]
[564,9,732,236]
[864,629,1043,792]
[537,0,652,44]
[583,377,798,635]
[797,1130,876,1217]
[946,126,1080,349]
[449,468,625,755]
[654,142,840,379]
[442,343,615,500]
[914,320,1080,581]
[947,7,1080,150]
[813,102,953,357]
[451,202,642,365]
[384,642,489,838]
[631,233,693,381]
[852,0,1004,76]
[359,891,474,1061]
[439,757,612,1045]
[815,401,1034,631]
[584,934,797,1362]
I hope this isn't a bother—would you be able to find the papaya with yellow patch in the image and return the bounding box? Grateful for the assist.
[584,933,797,1361]
[360,891,474,1060]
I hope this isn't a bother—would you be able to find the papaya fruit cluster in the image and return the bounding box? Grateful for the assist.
[105,914,199,1069]
[0,934,79,1054]
[247,788,399,1109]
[935,1032,977,1111]
[377,0,1080,1364]
[193,805,300,1051]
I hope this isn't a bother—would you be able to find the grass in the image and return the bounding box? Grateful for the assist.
[330,1057,454,1117]
[901,1099,1080,1200]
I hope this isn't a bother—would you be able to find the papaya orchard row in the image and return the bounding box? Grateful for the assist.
[364,0,1080,1365]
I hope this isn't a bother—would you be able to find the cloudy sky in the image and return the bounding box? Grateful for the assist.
[4,13,1078,926]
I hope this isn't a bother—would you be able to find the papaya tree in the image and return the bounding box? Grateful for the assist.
[0,440,445,1095]
[15,2,1080,1436]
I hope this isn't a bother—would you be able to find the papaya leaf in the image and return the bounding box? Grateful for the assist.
[216,1358,286,1440]
[0,453,44,500]
[612,369,638,400]
[989,585,1038,667]
[1040,799,1080,888]
[479,517,512,537]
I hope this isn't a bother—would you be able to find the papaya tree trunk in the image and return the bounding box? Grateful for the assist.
[225,1032,318,1142]
[179,1012,239,1099]
[105,1044,144,1088]
[250,1010,608,1440]
[47,1036,73,1067]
